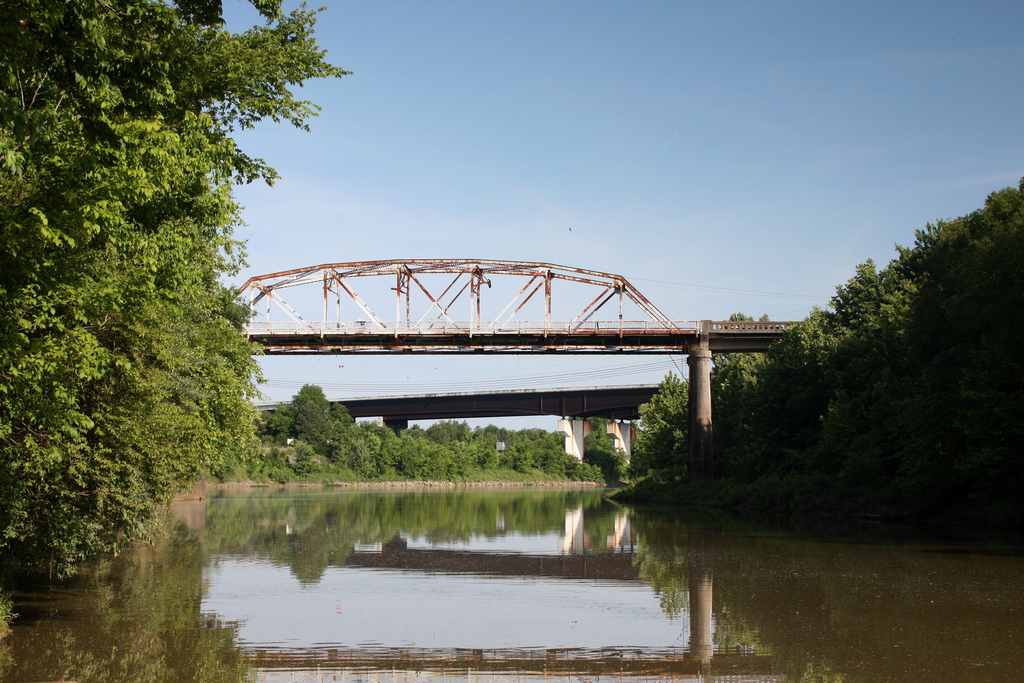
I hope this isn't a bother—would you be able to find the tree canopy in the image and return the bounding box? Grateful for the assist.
[0,1,346,575]
[632,180,1024,527]
[629,372,688,480]
[249,385,605,484]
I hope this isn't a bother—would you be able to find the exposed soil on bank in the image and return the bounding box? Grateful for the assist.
[175,479,604,500]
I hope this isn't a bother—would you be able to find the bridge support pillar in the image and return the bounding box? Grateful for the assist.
[383,417,408,434]
[687,336,713,479]
[558,417,586,461]
[606,420,633,460]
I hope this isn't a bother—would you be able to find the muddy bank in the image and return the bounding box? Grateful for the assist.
[175,479,603,500]
[326,480,604,491]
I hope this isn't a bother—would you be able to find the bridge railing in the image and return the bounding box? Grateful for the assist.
[245,320,700,336]
[244,320,794,337]
[707,320,793,333]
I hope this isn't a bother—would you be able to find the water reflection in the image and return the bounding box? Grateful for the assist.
[2,488,1023,682]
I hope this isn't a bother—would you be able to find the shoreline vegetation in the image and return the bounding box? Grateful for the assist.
[216,384,625,489]
[622,181,1024,533]
[177,479,604,501]
[0,0,352,632]
[2,0,1021,640]
[1,1,349,584]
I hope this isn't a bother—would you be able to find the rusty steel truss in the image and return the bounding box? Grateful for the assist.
[239,259,792,354]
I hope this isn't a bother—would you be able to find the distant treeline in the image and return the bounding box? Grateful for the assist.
[629,181,1024,528]
[228,385,622,484]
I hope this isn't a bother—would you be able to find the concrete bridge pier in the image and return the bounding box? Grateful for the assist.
[687,334,713,478]
[606,420,634,459]
[558,417,587,461]
[383,417,409,434]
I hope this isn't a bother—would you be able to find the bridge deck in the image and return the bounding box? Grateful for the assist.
[247,321,790,354]
[257,384,660,420]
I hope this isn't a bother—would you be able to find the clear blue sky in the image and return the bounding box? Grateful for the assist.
[224,1,1023,424]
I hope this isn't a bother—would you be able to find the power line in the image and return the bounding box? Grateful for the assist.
[260,358,679,394]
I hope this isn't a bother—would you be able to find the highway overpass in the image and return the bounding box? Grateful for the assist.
[256,384,656,457]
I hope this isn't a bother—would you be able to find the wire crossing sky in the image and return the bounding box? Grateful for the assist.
[224,1,1024,424]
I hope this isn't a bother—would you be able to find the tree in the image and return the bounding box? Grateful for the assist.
[263,405,296,444]
[676,181,1024,525]
[291,384,333,450]
[425,420,472,444]
[0,1,346,575]
[711,321,766,479]
[630,373,688,479]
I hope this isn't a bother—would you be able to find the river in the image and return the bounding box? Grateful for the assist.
[2,488,1022,681]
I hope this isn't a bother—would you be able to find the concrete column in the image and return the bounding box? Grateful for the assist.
[606,420,632,459]
[383,417,409,434]
[687,333,713,479]
[557,417,586,461]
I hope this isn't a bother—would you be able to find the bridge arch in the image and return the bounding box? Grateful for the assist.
[241,258,793,476]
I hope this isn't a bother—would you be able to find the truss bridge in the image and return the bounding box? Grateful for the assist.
[240,259,791,355]
[241,259,795,475]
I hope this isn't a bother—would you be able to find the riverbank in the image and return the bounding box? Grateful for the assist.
[177,478,604,500]
[614,475,1024,537]
[0,591,12,638]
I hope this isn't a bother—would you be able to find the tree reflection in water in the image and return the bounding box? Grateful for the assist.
[0,522,249,682]
[629,509,1024,682]
[2,489,1022,682]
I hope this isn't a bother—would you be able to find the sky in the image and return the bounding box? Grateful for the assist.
[223,0,1024,426]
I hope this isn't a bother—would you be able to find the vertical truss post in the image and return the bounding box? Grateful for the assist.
[321,271,329,338]
[469,267,484,337]
[394,267,402,338]
[544,270,552,336]
[334,272,341,324]
[618,282,624,338]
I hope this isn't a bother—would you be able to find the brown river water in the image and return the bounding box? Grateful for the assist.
[2,488,1023,682]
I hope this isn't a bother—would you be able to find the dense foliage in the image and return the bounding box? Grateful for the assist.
[0,1,344,576]
[629,372,688,479]
[632,182,1024,527]
[241,385,605,483]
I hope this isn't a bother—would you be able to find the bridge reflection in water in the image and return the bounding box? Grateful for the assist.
[193,501,777,682]
[7,489,1019,682]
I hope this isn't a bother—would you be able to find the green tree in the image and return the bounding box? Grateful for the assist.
[291,384,333,450]
[263,404,296,444]
[0,1,346,575]
[630,373,688,479]
[642,180,1024,526]
[425,420,472,444]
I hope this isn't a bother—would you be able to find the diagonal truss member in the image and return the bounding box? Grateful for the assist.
[240,259,680,335]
